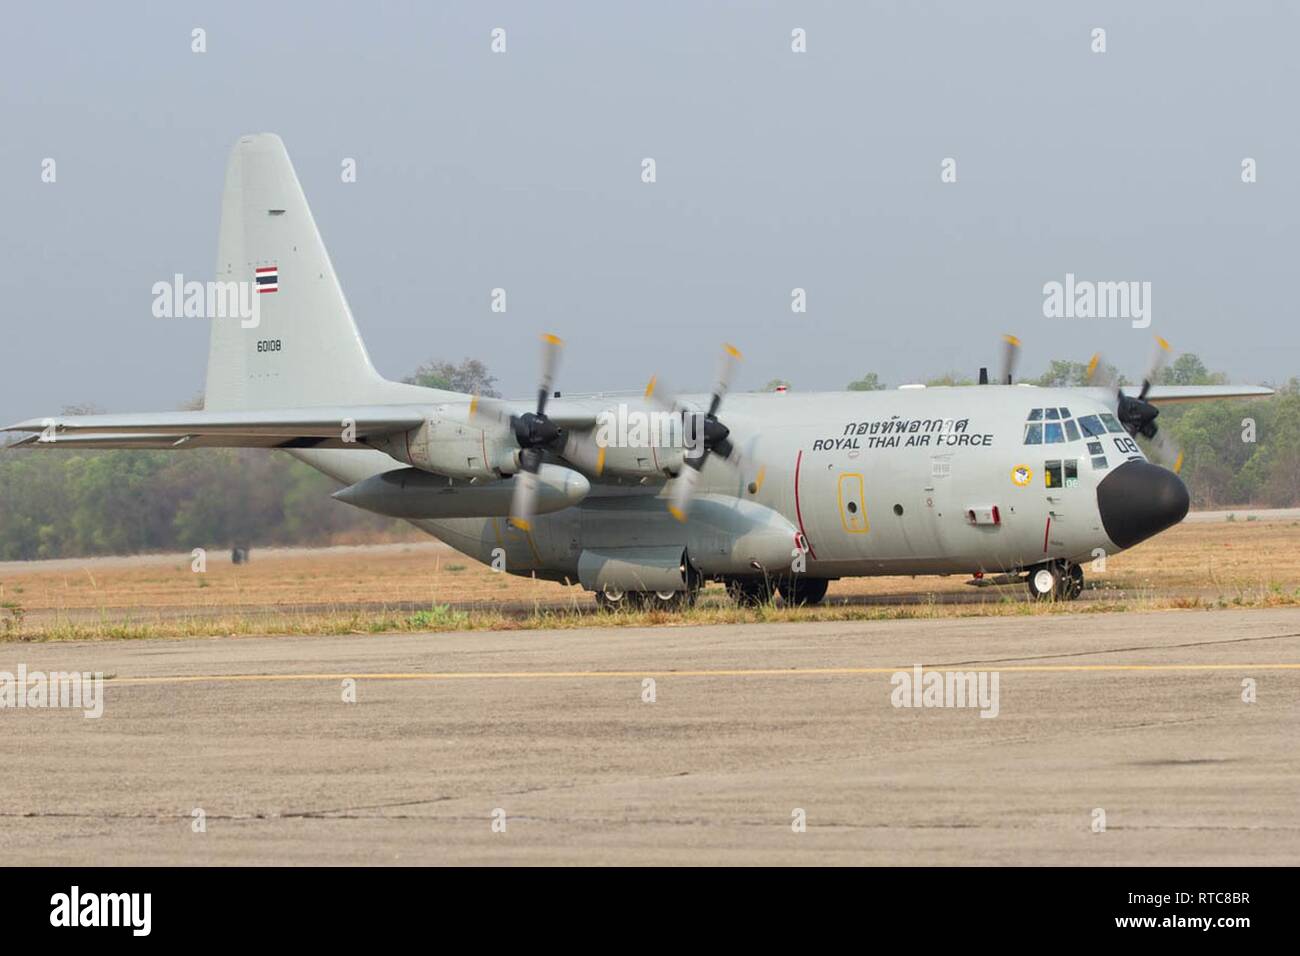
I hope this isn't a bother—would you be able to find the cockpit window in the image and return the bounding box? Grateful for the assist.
[1077,414,1105,437]
[1099,412,1126,434]
[1024,408,1103,445]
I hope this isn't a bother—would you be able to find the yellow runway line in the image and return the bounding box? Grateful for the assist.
[106,662,1300,686]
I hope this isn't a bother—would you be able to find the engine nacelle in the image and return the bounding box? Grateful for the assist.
[334,465,589,519]
[368,416,517,480]
[563,430,685,479]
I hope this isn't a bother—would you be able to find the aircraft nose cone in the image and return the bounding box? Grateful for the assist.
[1096,460,1190,550]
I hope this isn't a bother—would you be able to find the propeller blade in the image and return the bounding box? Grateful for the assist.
[561,427,607,477]
[1085,352,1118,390]
[708,344,742,417]
[644,373,684,415]
[999,334,1021,385]
[1138,335,1172,401]
[719,446,767,495]
[654,343,750,521]
[508,448,542,530]
[537,333,563,416]
[468,394,512,432]
[666,462,702,522]
[1148,427,1185,474]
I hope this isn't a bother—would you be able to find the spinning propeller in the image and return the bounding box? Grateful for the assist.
[470,333,566,531]
[649,344,763,522]
[1087,336,1184,473]
[999,333,1021,385]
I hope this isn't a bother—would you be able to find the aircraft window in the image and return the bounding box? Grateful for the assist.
[1065,459,1079,487]
[1027,408,1043,421]
[1087,440,1104,455]
[1077,414,1106,437]
[1045,460,1063,488]
[1024,423,1043,444]
[1058,408,1071,419]
[846,501,858,514]
[1045,408,1060,420]
[1091,456,1109,470]
[1045,422,1064,443]
[1064,419,1080,442]
[1099,412,1126,434]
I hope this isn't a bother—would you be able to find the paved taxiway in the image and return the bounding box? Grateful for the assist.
[2,608,1298,865]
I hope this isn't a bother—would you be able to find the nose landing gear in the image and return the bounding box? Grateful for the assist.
[1025,561,1084,601]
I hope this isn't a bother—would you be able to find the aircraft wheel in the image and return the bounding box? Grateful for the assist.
[726,578,775,607]
[643,589,694,612]
[1061,563,1084,601]
[1025,564,1061,601]
[777,576,829,607]
[595,587,632,612]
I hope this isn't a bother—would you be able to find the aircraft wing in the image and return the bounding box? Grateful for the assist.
[1141,385,1275,404]
[2,400,604,450]
[1,406,430,450]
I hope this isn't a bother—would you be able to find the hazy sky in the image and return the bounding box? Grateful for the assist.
[1,1,1296,423]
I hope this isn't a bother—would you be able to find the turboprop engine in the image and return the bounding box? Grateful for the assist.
[365,415,519,480]
[561,421,688,480]
[332,465,590,520]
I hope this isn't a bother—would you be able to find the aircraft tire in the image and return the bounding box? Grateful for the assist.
[726,578,775,607]
[777,576,829,607]
[1026,563,1061,601]
[1060,563,1084,601]
[642,589,695,611]
[595,587,632,612]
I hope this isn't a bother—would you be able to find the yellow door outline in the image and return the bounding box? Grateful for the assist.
[838,473,869,534]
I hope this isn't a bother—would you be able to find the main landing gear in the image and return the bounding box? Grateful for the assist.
[595,587,698,612]
[724,576,829,607]
[1025,561,1084,602]
[595,575,832,612]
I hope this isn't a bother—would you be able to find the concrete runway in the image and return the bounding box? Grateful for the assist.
[2,607,1298,865]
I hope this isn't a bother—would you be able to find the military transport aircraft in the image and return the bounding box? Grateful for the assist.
[3,134,1274,608]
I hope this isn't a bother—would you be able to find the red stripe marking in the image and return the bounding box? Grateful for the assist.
[793,449,817,559]
[1042,516,1051,553]
[257,287,277,293]
[255,266,278,273]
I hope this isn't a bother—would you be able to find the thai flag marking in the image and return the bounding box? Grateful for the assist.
[255,265,278,294]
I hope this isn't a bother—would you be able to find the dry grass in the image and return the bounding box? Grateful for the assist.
[1,518,1298,642]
